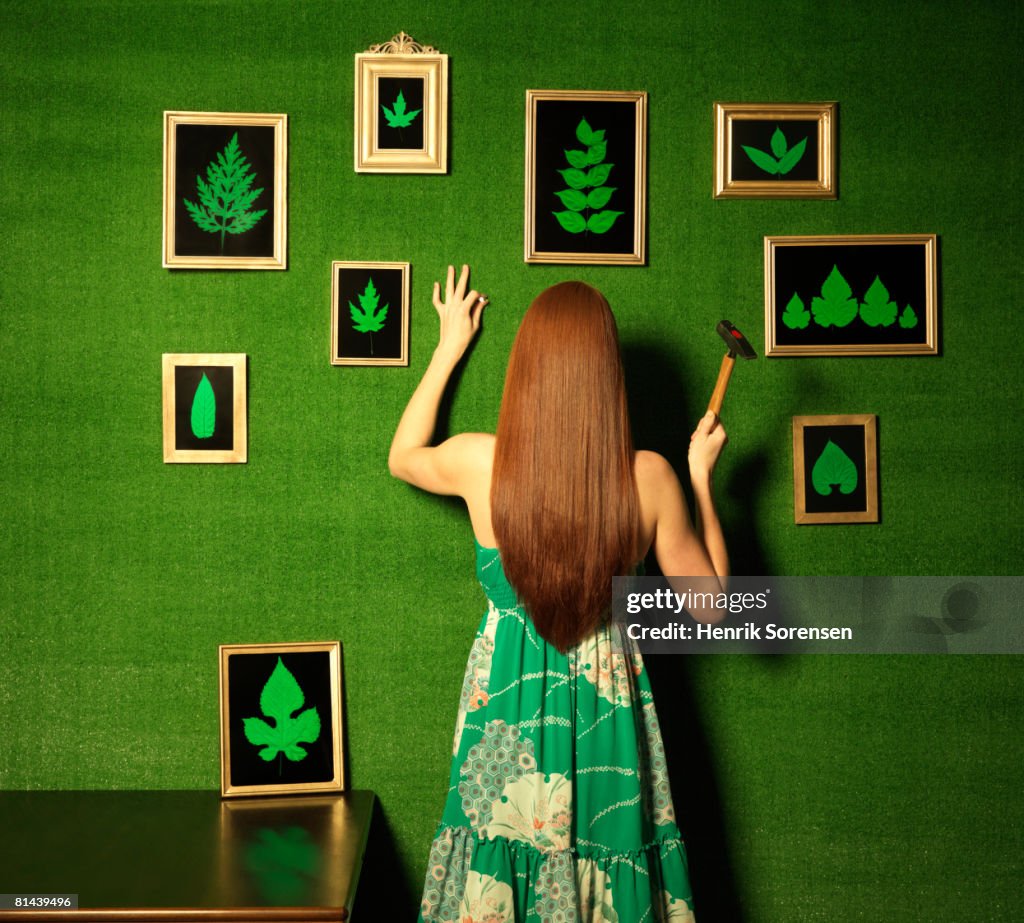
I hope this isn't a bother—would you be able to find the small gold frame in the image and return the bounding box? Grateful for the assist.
[219,641,345,798]
[793,414,878,524]
[525,89,648,265]
[162,353,247,463]
[163,111,287,269]
[330,261,410,366]
[765,234,938,356]
[714,102,836,199]
[354,33,448,173]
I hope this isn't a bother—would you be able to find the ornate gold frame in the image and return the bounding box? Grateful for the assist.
[525,89,648,265]
[219,641,345,798]
[714,102,836,199]
[354,33,448,173]
[162,353,247,463]
[330,260,410,366]
[162,111,287,269]
[793,414,878,524]
[765,234,938,356]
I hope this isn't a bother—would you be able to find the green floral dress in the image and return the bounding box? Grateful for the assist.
[418,541,696,923]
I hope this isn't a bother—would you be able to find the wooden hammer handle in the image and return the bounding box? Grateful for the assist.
[707,353,735,416]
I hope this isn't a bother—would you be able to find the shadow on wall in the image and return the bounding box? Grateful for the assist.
[359,799,417,916]
[625,341,776,921]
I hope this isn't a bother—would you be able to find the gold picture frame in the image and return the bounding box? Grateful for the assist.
[354,32,448,173]
[793,414,878,524]
[163,111,287,269]
[525,89,647,265]
[162,353,247,464]
[714,102,836,199]
[330,261,410,366]
[219,641,345,798]
[765,234,938,356]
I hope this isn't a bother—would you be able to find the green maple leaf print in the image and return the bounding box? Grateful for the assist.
[182,133,267,254]
[812,440,859,496]
[349,277,389,356]
[190,372,216,439]
[811,265,859,328]
[781,292,811,330]
[381,89,422,128]
[242,657,321,764]
[860,275,899,327]
[742,126,807,177]
[899,305,918,328]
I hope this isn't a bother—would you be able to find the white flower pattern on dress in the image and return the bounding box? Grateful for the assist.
[486,771,572,852]
[458,872,514,923]
[572,627,643,706]
[655,890,695,922]
[576,860,619,923]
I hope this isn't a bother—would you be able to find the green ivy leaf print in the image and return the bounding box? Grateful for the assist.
[242,657,321,764]
[742,125,808,177]
[781,292,811,330]
[811,265,859,328]
[552,119,621,236]
[899,305,919,328]
[860,275,899,327]
[190,373,216,439]
[349,277,389,356]
[811,440,859,495]
[381,89,421,128]
[182,133,267,254]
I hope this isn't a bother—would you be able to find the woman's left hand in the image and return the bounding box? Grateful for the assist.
[433,264,488,363]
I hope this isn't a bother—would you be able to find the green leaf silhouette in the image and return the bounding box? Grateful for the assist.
[554,189,588,211]
[776,136,808,174]
[242,657,321,763]
[585,163,613,187]
[586,210,623,234]
[564,148,589,169]
[781,292,811,330]
[381,89,421,128]
[770,126,788,159]
[899,305,919,329]
[860,275,899,327]
[811,265,859,328]
[741,145,780,175]
[183,133,267,253]
[586,186,615,209]
[558,167,588,190]
[350,278,388,330]
[190,373,216,439]
[553,210,587,233]
[811,440,859,496]
[575,118,595,145]
[585,141,607,165]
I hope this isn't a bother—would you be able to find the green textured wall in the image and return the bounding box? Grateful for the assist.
[2,0,1022,919]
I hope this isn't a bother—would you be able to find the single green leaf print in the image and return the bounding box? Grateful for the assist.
[553,210,587,233]
[554,189,588,211]
[585,163,613,187]
[381,89,421,128]
[586,186,615,209]
[899,305,919,328]
[182,133,267,254]
[190,373,216,439]
[575,118,595,145]
[564,149,589,169]
[585,140,607,165]
[811,440,859,496]
[349,278,388,356]
[242,657,321,765]
[776,136,808,175]
[770,126,788,159]
[860,275,899,327]
[558,168,589,190]
[741,145,780,175]
[811,265,859,328]
[781,292,811,330]
[586,210,623,234]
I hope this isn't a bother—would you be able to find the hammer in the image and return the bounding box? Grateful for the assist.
[707,320,757,416]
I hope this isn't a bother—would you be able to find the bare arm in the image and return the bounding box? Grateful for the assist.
[388,264,488,496]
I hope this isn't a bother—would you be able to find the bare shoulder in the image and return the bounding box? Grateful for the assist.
[445,432,495,464]
[634,449,677,492]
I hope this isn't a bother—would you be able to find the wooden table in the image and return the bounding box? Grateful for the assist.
[0,790,374,922]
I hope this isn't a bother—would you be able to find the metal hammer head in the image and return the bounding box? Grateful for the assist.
[716,320,757,359]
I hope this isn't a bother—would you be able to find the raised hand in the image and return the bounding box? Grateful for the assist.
[432,264,488,363]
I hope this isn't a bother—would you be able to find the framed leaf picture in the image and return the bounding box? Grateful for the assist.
[765,235,938,356]
[330,261,410,366]
[163,111,287,269]
[162,353,247,463]
[219,641,345,798]
[793,414,878,524]
[354,32,448,173]
[525,89,648,265]
[714,102,836,199]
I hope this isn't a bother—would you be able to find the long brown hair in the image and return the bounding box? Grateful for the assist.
[491,281,640,651]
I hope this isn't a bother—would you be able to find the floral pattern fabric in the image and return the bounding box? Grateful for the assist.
[419,542,696,923]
